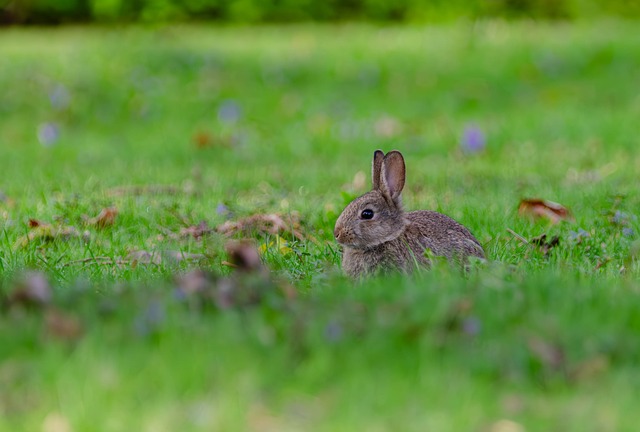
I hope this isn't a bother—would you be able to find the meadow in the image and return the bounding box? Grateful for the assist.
[1,22,640,431]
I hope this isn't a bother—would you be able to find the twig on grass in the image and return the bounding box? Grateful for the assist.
[62,257,128,267]
[506,228,531,246]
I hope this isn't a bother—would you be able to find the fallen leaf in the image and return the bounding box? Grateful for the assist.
[28,218,44,228]
[217,212,303,240]
[9,271,52,307]
[530,234,560,256]
[87,207,118,228]
[226,240,264,272]
[180,221,212,239]
[15,220,84,249]
[192,130,232,149]
[192,131,212,148]
[45,308,83,342]
[518,198,573,224]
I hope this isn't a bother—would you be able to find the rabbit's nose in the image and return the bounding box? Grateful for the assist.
[333,227,342,240]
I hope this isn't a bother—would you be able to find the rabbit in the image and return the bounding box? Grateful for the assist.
[333,150,485,278]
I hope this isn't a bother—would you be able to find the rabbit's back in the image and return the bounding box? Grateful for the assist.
[406,211,485,260]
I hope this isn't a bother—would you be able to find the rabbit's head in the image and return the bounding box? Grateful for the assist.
[334,150,409,249]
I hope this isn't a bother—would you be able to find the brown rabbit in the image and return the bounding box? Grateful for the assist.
[334,150,485,278]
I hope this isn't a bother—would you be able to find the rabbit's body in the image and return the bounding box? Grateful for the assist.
[334,150,484,278]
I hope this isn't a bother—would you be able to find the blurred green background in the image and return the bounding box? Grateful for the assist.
[2,0,640,24]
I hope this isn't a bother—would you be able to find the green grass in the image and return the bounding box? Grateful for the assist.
[1,22,640,431]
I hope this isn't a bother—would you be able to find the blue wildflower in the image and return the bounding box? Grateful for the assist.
[218,100,242,124]
[37,123,60,147]
[461,125,486,154]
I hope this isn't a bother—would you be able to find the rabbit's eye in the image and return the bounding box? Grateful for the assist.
[361,209,374,220]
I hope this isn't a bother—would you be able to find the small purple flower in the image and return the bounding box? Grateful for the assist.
[217,100,242,124]
[37,122,60,147]
[49,84,71,110]
[216,203,229,216]
[569,229,590,242]
[623,227,634,238]
[461,125,486,154]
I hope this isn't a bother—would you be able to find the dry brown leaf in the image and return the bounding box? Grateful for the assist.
[9,271,52,307]
[28,218,44,228]
[217,212,303,240]
[518,198,573,224]
[192,131,232,149]
[180,221,212,239]
[530,234,560,256]
[225,240,263,273]
[15,221,85,249]
[87,207,118,228]
[45,309,83,342]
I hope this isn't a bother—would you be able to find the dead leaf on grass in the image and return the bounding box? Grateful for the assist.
[225,240,264,273]
[530,234,560,256]
[15,220,86,249]
[86,207,118,228]
[518,199,573,224]
[217,212,303,240]
[28,218,44,228]
[192,130,232,149]
[180,221,213,239]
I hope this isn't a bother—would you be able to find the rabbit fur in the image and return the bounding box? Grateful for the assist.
[334,150,484,278]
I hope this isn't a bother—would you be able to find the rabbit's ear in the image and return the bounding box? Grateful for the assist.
[372,150,384,190]
[381,151,405,205]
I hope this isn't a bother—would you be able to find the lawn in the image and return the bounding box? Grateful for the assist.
[1,22,640,431]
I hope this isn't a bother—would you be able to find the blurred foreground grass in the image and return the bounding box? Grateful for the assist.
[1,22,640,431]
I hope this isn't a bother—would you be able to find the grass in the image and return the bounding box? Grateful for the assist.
[1,21,640,431]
